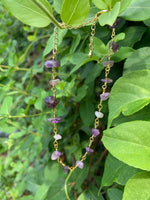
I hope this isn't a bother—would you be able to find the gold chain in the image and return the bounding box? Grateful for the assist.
[49,13,116,171]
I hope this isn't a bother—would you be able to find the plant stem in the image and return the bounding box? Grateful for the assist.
[8,111,51,119]
[65,170,74,200]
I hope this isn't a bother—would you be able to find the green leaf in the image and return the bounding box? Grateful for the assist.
[93,37,106,57]
[2,0,58,28]
[92,0,108,10]
[79,101,95,126]
[0,96,13,115]
[124,47,150,74]
[34,89,48,111]
[143,18,150,26]
[112,47,135,62]
[102,121,150,171]
[33,184,50,200]
[120,0,150,21]
[74,84,88,102]
[107,188,123,200]
[101,154,140,189]
[108,70,150,128]
[78,185,104,200]
[99,2,120,26]
[43,28,67,57]
[69,53,99,75]
[112,104,150,126]
[61,0,91,26]
[119,0,132,14]
[53,0,64,14]
[118,26,146,47]
[123,172,150,200]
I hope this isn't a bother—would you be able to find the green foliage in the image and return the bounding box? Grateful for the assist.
[123,172,150,200]
[102,121,150,170]
[61,0,91,26]
[1,0,150,199]
[2,0,55,27]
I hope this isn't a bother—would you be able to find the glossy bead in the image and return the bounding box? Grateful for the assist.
[100,92,110,101]
[95,111,104,118]
[53,134,62,140]
[48,117,62,123]
[76,161,84,169]
[101,78,113,83]
[62,166,69,174]
[49,79,60,86]
[45,60,60,68]
[102,60,114,67]
[110,41,119,53]
[51,151,62,160]
[86,147,94,154]
[44,96,59,109]
[92,128,100,137]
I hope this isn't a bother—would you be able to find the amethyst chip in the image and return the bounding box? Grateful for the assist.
[110,18,122,29]
[92,128,100,137]
[49,79,60,86]
[101,78,113,83]
[45,60,60,68]
[76,161,84,169]
[44,96,59,109]
[109,42,119,53]
[100,92,110,101]
[86,147,94,154]
[102,60,114,67]
[48,117,62,123]
[62,166,69,174]
[51,151,62,160]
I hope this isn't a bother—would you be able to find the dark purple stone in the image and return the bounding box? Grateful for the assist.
[110,18,122,29]
[47,117,62,123]
[45,60,60,68]
[109,42,119,53]
[44,96,59,109]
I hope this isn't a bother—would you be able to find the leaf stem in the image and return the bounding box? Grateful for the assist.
[32,0,62,28]
[65,170,74,200]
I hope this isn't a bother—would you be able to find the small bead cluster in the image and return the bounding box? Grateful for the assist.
[44,24,119,173]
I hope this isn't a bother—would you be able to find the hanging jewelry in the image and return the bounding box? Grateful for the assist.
[44,15,119,173]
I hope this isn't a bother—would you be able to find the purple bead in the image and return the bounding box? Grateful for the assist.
[53,134,62,140]
[44,96,59,109]
[51,151,62,160]
[45,60,60,68]
[49,79,60,86]
[92,128,100,137]
[100,92,110,101]
[101,78,113,83]
[102,60,114,67]
[48,117,62,123]
[109,42,119,53]
[76,161,84,169]
[86,147,94,154]
[110,18,122,29]
[62,166,69,174]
